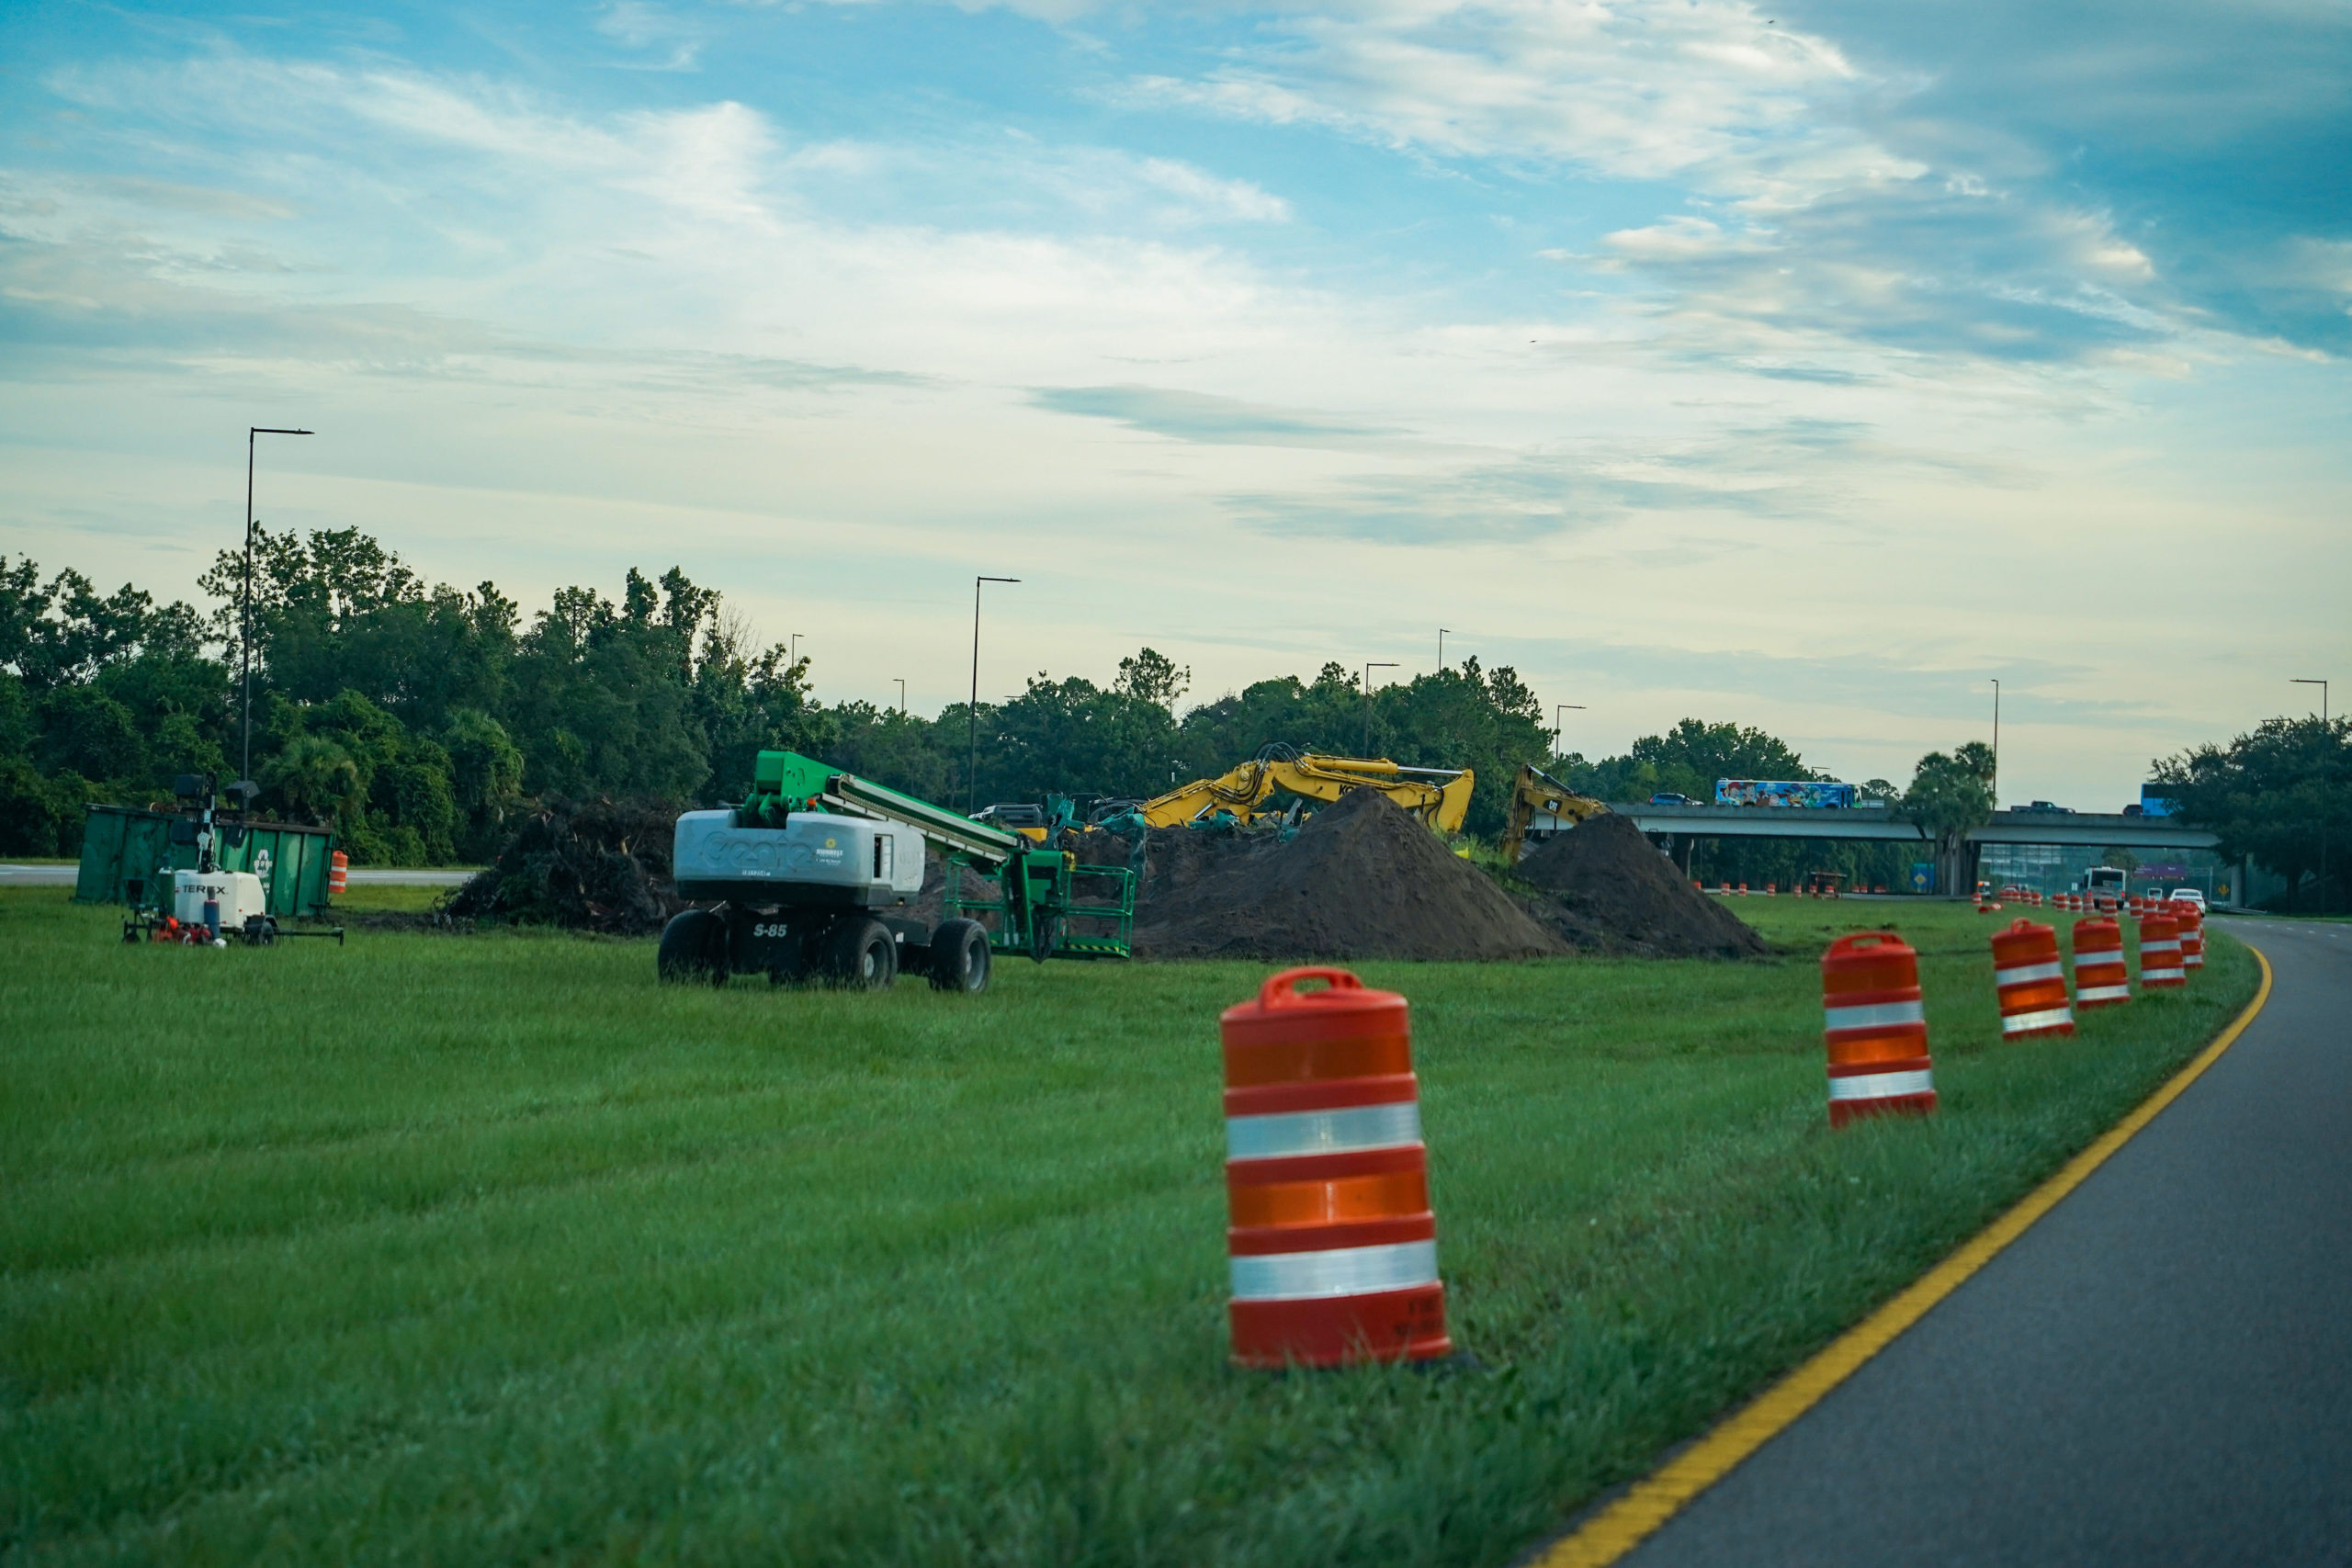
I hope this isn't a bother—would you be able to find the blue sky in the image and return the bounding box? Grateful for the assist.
[3,0,2347,804]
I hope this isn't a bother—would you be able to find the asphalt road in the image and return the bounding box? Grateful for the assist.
[0,864,474,886]
[1622,919,2352,1568]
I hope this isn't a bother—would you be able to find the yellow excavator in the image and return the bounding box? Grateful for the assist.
[1139,745,1476,834]
[1498,762,1608,862]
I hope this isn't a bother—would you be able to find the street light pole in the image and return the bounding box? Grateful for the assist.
[894,678,907,715]
[242,426,312,788]
[2294,678,2331,910]
[791,633,803,663]
[1363,662,1397,756]
[1554,703,1585,759]
[1438,628,1451,671]
[1990,678,2000,808]
[969,577,1019,812]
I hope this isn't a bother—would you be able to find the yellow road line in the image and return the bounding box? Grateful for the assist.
[1538,944,2276,1568]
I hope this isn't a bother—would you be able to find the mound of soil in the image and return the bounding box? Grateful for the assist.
[1515,812,1768,958]
[444,798,685,934]
[1130,788,1568,962]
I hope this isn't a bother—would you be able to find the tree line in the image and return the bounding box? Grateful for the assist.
[4,529,2337,903]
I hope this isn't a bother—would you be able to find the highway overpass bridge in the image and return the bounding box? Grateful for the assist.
[1605,804,2222,852]
[1586,804,2229,900]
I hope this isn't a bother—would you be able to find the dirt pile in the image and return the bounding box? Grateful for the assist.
[1130,788,1568,962]
[1515,812,1768,958]
[444,798,686,934]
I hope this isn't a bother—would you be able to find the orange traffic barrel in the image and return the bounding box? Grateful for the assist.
[329,850,348,896]
[1821,932,1937,1128]
[1991,919,2075,1040]
[2138,913,2186,989]
[2074,918,2132,1009]
[1220,968,1452,1369]
[2177,905,2205,971]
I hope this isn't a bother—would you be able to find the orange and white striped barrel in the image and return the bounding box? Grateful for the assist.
[2073,917,2132,1009]
[1991,919,2074,1040]
[1220,968,1452,1369]
[2176,904,2205,971]
[329,850,348,897]
[2138,913,2186,989]
[1821,932,1937,1128]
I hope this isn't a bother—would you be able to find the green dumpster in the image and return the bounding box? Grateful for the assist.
[74,805,338,920]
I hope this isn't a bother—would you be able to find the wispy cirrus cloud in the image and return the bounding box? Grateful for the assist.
[1114,0,1860,181]
[1030,384,1397,447]
[1114,0,2350,363]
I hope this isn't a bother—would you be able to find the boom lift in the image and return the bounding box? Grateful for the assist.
[660,750,1132,994]
[1141,744,1476,834]
[1497,763,1608,863]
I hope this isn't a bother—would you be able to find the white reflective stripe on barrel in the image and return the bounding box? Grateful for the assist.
[2143,965,2185,982]
[2143,940,2180,955]
[2078,983,2132,1002]
[1995,961,2065,987]
[1821,998,1926,1032]
[2001,1006,2075,1034]
[1228,1239,1440,1302]
[1226,1100,1422,1161]
[1826,1067,1936,1101]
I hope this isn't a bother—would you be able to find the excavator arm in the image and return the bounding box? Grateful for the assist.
[1139,747,1476,834]
[1498,763,1608,863]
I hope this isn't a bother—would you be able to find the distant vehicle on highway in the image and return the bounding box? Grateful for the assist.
[1649,793,1691,806]
[2168,888,2209,912]
[1715,779,1859,808]
[2018,799,2075,813]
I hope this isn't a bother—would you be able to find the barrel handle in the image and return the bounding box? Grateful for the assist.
[1824,931,1904,957]
[1257,966,1363,1007]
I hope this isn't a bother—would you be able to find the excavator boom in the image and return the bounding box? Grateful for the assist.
[1141,747,1475,834]
[1498,762,1607,862]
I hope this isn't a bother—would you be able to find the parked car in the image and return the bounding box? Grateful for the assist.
[2168,888,2209,912]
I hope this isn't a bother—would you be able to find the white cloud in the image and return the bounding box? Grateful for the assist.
[1117,0,1860,182]
[1114,0,2220,366]
[595,1,705,70]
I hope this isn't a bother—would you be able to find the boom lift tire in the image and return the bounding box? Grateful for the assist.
[658,908,730,986]
[927,918,991,994]
[822,917,898,990]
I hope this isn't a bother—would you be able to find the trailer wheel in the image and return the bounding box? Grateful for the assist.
[927,918,991,994]
[658,909,729,985]
[822,918,898,990]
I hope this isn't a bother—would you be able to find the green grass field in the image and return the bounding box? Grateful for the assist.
[0,890,2258,1566]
